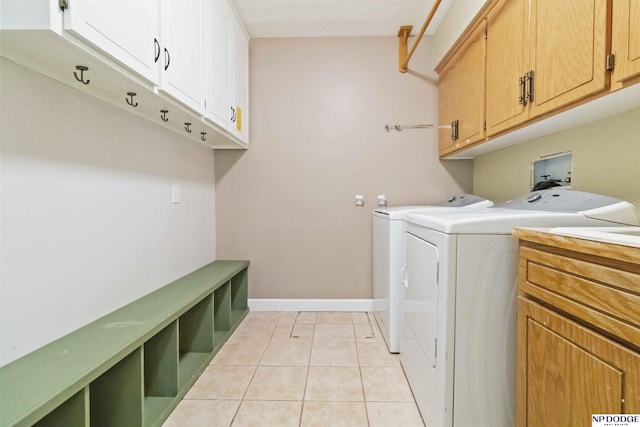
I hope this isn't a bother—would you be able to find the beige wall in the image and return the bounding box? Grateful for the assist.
[1,59,216,365]
[473,107,640,209]
[215,36,473,300]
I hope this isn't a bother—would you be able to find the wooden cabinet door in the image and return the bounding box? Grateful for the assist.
[486,0,529,137]
[612,0,640,85]
[160,0,205,113]
[64,0,160,84]
[437,23,485,157]
[438,67,458,157]
[518,298,640,427]
[528,0,609,118]
[455,23,485,147]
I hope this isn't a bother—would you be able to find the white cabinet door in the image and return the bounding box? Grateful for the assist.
[160,0,205,113]
[63,0,160,84]
[207,0,233,129]
[232,19,249,141]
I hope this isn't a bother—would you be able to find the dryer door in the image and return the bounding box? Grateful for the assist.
[405,232,439,367]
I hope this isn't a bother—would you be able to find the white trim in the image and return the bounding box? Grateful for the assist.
[248,299,374,312]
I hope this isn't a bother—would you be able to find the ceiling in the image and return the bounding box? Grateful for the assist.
[231,0,454,38]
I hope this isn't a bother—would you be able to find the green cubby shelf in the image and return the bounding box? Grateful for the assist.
[0,260,249,427]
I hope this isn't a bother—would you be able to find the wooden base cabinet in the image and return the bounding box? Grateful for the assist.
[515,228,640,427]
[518,298,640,427]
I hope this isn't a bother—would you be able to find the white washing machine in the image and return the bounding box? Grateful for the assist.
[372,194,493,353]
[401,190,640,427]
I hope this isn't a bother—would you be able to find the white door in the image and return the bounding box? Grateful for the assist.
[404,232,439,367]
[160,0,205,113]
[64,0,160,84]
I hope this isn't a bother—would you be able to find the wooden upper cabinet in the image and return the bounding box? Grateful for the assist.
[612,0,640,86]
[437,22,486,157]
[486,0,529,137]
[528,0,609,118]
[485,0,609,137]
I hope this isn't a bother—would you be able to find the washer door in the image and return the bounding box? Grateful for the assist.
[404,232,439,367]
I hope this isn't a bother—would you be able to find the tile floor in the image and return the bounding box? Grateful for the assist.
[163,311,425,427]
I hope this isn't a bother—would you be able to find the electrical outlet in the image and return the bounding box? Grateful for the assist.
[172,185,180,204]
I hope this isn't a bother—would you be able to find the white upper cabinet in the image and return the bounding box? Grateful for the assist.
[206,0,250,144]
[1,0,250,148]
[160,0,205,113]
[63,0,160,84]
[233,19,249,141]
[207,0,233,128]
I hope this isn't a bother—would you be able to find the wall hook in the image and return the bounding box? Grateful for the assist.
[73,66,90,85]
[125,92,138,107]
[201,132,207,142]
[160,110,169,122]
[185,122,192,133]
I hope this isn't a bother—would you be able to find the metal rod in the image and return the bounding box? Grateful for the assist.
[384,124,434,132]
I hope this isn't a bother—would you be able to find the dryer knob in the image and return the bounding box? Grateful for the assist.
[527,193,542,203]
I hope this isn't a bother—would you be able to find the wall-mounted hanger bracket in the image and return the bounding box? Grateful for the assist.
[397,0,442,73]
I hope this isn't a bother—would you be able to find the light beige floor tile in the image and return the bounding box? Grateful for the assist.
[305,366,364,401]
[297,312,317,324]
[316,312,353,324]
[352,312,370,324]
[361,366,415,402]
[231,400,302,427]
[310,342,358,367]
[260,341,312,366]
[228,322,276,343]
[184,365,255,400]
[354,323,377,342]
[162,399,240,427]
[357,342,401,367]
[244,366,308,400]
[277,311,299,325]
[244,311,283,323]
[211,341,267,366]
[367,402,425,427]
[301,401,368,427]
[313,323,355,342]
[270,322,315,342]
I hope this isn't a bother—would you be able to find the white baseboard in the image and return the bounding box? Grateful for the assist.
[248,299,374,312]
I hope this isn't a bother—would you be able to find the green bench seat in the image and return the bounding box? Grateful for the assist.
[0,260,249,427]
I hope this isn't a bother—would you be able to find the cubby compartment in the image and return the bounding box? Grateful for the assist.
[213,282,232,348]
[178,296,214,389]
[143,322,178,426]
[33,388,88,427]
[90,349,143,426]
[230,268,249,325]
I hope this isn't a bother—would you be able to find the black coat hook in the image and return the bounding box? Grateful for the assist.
[73,66,90,85]
[160,110,169,122]
[125,92,138,107]
[201,132,207,142]
[185,122,192,133]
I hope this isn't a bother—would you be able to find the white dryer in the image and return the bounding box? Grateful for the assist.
[401,190,639,427]
[372,194,492,353]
